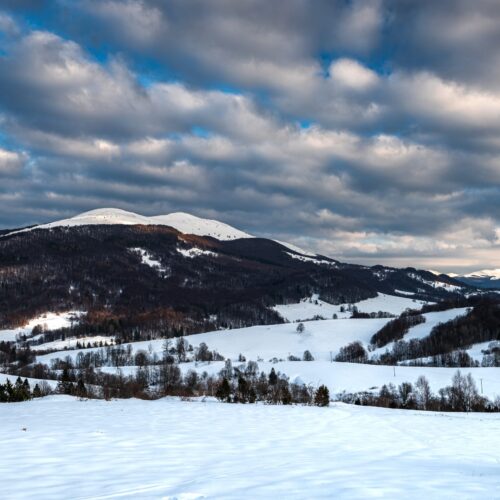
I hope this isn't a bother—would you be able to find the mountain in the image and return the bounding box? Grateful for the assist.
[455,268,500,289]
[6,208,252,240]
[0,208,474,337]
[5,208,314,254]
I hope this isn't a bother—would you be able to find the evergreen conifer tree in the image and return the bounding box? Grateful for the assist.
[33,384,42,398]
[268,368,278,385]
[314,385,330,406]
[215,377,231,402]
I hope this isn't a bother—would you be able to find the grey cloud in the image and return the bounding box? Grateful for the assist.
[385,0,500,91]
[0,147,26,176]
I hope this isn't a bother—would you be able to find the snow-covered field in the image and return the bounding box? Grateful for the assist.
[35,317,389,365]
[33,306,488,398]
[0,311,84,342]
[466,341,500,362]
[0,396,499,499]
[2,294,499,499]
[273,293,427,322]
[36,307,466,365]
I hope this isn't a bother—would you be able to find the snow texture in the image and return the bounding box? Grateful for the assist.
[3,208,251,241]
[152,212,252,240]
[0,397,499,499]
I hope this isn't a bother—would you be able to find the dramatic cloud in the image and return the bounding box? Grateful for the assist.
[0,1,499,273]
[0,147,26,176]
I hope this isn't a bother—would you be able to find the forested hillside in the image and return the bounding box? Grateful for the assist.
[0,224,471,338]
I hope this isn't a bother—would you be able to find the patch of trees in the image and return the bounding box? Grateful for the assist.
[56,368,89,398]
[0,342,35,368]
[401,350,480,368]
[351,310,395,319]
[335,341,368,363]
[374,300,500,365]
[0,377,50,403]
[481,342,500,367]
[419,295,496,314]
[4,334,332,406]
[214,364,329,406]
[286,350,315,362]
[370,313,426,348]
[11,355,330,406]
[414,302,500,358]
[338,372,499,413]
[47,339,217,370]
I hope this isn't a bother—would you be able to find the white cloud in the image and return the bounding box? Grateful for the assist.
[329,58,379,91]
[389,71,500,132]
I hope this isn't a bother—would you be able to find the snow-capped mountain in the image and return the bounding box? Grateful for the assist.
[5,208,315,255]
[455,268,500,289]
[6,208,252,241]
[463,268,500,279]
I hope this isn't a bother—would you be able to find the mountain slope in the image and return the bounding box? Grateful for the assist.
[0,209,474,336]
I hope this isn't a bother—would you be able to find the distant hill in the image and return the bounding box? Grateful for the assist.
[454,269,500,289]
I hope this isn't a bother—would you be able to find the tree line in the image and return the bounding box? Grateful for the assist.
[338,371,499,412]
[0,377,51,402]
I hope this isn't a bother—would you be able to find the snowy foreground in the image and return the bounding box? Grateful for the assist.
[1,397,499,500]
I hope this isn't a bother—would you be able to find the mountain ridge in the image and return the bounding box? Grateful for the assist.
[3,208,316,257]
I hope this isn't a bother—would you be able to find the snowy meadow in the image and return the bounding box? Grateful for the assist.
[2,293,500,499]
[1,396,499,499]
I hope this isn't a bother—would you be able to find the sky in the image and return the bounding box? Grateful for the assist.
[0,1,499,273]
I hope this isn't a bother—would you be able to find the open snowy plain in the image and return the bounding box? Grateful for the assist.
[2,293,500,498]
[1,396,499,499]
